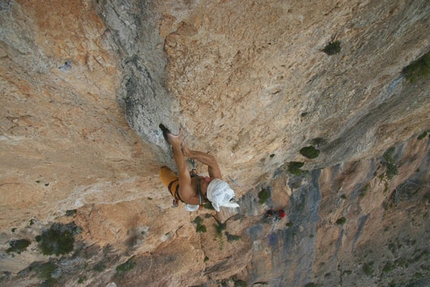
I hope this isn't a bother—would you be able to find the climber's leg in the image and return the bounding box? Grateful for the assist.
[159,166,178,187]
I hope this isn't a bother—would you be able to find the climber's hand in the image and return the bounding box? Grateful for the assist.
[167,128,184,148]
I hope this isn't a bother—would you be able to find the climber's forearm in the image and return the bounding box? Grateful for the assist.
[185,149,222,179]
[172,144,191,185]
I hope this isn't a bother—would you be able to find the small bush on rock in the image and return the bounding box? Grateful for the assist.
[258,188,271,204]
[7,239,31,254]
[300,146,320,159]
[402,51,430,83]
[116,256,135,272]
[39,223,78,256]
[288,162,304,175]
[336,217,346,225]
[323,41,341,55]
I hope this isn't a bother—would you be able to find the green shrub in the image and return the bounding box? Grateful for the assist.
[234,279,247,287]
[323,41,341,55]
[39,223,77,256]
[258,189,271,204]
[362,261,374,276]
[402,51,430,83]
[196,225,207,233]
[34,261,57,285]
[65,210,77,217]
[226,232,241,242]
[116,257,135,272]
[385,163,398,179]
[203,202,215,210]
[213,222,226,250]
[383,147,395,163]
[300,146,320,159]
[214,222,226,238]
[417,131,428,140]
[383,147,398,179]
[192,216,203,225]
[93,262,106,272]
[383,261,394,273]
[7,239,31,254]
[288,162,304,175]
[336,217,346,225]
[192,216,207,233]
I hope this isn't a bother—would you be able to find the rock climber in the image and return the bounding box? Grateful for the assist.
[159,124,240,212]
[264,209,286,221]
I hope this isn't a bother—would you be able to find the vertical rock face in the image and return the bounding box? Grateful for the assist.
[0,0,429,286]
[99,0,180,164]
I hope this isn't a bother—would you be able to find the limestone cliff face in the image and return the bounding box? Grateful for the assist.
[1,0,429,287]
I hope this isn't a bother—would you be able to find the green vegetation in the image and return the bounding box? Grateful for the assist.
[382,261,394,273]
[417,131,428,140]
[226,232,241,242]
[382,147,398,179]
[196,225,207,233]
[193,216,203,225]
[214,222,226,237]
[394,257,407,268]
[34,261,58,286]
[383,147,395,163]
[203,202,215,210]
[336,217,346,225]
[286,222,294,227]
[362,261,374,276]
[288,162,304,175]
[340,194,347,199]
[192,216,207,233]
[116,256,135,272]
[322,41,341,55]
[65,210,77,217]
[388,243,396,254]
[304,283,319,287]
[359,183,371,198]
[39,223,77,256]
[234,279,247,287]
[93,262,106,272]
[299,146,320,159]
[7,239,31,254]
[385,163,398,179]
[214,222,226,250]
[258,188,271,204]
[402,51,430,83]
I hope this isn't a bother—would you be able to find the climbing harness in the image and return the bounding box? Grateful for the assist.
[188,158,203,205]
[167,160,205,207]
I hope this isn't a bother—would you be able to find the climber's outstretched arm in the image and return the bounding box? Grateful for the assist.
[182,143,222,179]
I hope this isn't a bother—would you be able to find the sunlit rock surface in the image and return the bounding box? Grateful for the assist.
[1,0,429,286]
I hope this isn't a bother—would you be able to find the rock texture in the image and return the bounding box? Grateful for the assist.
[0,0,429,286]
